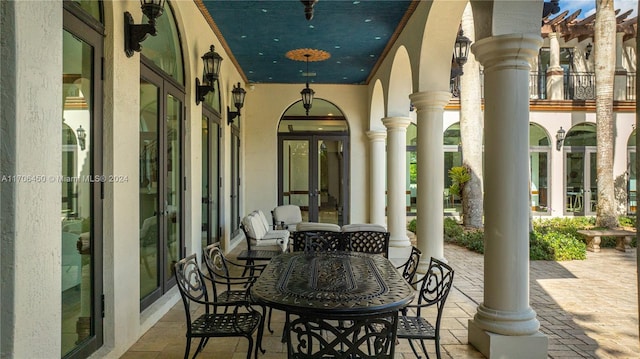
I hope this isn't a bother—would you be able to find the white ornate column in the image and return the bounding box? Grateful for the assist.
[366,130,387,226]
[382,117,412,250]
[409,91,450,271]
[614,32,628,100]
[546,32,564,100]
[468,34,548,358]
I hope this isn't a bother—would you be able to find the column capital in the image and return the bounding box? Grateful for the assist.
[382,116,412,130]
[472,34,542,73]
[409,91,451,111]
[366,130,387,141]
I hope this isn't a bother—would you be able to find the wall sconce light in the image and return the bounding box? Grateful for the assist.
[556,127,566,151]
[227,83,246,125]
[453,29,472,76]
[195,45,223,105]
[77,125,87,151]
[301,54,315,116]
[585,42,593,60]
[124,0,166,57]
[300,0,318,20]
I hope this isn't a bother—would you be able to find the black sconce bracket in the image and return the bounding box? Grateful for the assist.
[195,78,214,105]
[124,12,158,57]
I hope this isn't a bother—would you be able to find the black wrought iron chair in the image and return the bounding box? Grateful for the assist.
[342,223,390,257]
[174,254,263,359]
[291,222,345,252]
[396,257,454,359]
[202,243,273,334]
[396,246,422,284]
[286,311,399,358]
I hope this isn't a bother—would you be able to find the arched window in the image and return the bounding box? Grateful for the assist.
[564,123,597,147]
[141,2,184,84]
[277,99,350,225]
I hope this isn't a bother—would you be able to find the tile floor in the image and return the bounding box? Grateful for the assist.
[123,242,640,359]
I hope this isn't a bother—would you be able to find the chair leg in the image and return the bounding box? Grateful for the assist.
[407,338,423,359]
[192,337,206,358]
[433,337,441,359]
[267,307,274,333]
[245,335,254,359]
[184,337,192,359]
[419,338,431,359]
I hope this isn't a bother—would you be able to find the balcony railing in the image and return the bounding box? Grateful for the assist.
[565,72,595,100]
[451,71,637,102]
[628,72,636,101]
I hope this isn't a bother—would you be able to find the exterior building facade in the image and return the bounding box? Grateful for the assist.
[0,1,635,358]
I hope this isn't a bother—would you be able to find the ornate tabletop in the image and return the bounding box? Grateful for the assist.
[251,251,415,316]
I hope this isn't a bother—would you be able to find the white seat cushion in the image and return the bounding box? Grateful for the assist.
[342,223,387,233]
[296,222,342,232]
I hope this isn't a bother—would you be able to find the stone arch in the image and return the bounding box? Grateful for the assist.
[415,1,467,92]
[369,79,385,130]
[469,0,544,41]
[387,46,413,117]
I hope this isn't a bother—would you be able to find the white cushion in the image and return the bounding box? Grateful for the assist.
[273,205,303,225]
[342,223,387,233]
[296,222,342,232]
[250,214,267,240]
[256,210,271,231]
[242,215,257,239]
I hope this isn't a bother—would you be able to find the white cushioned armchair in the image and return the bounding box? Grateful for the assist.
[241,210,289,252]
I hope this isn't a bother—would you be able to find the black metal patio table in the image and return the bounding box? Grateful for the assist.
[251,251,415,358]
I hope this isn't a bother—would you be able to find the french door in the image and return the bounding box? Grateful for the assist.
[202,109,221,249]
[278,135,349,225]
[139,64,184,310]
[62,5,103,357]
[565,148,597,215]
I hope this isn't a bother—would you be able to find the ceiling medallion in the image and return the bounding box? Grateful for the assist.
[286,48,331,62]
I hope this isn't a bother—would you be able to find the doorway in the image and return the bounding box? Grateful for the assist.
[277,99,349,225]
[564,123,597,216]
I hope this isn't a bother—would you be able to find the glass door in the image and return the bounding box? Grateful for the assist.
[565,149,596,215]
[139,66,184,310]
[62,6,103,357]
[279,136,348,225]
[202,112,221,249]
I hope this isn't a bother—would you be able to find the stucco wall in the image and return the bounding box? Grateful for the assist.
[242,83,369,224]
[1,0,63,356]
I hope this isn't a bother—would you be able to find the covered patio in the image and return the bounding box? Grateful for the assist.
[123,242,640,358]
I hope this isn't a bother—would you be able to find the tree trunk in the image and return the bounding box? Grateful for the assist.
[460,4,483,229]
[594,0,618,228]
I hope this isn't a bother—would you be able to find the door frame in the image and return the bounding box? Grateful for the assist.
[139,61,185,310]
[564,146,597,216]
[62,4,104,358]
[278,133,350,225]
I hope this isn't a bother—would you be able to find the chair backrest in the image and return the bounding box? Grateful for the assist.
[398,246,422,283]
[175,254,209,322]
[202,243,230,296]
[291,222,345,252]
[342,223,389,257]
[414,257,454,322]
[272,205,303,230]
[241,212,267,240]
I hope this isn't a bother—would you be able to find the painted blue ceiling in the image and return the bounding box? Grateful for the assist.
[200,0,414,85]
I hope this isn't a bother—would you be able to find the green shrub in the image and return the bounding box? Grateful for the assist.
[408,218,417,233]
[443,217,463,240]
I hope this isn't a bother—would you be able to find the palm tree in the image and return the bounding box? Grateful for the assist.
[459,3,483,228]
[594,0,618,228]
